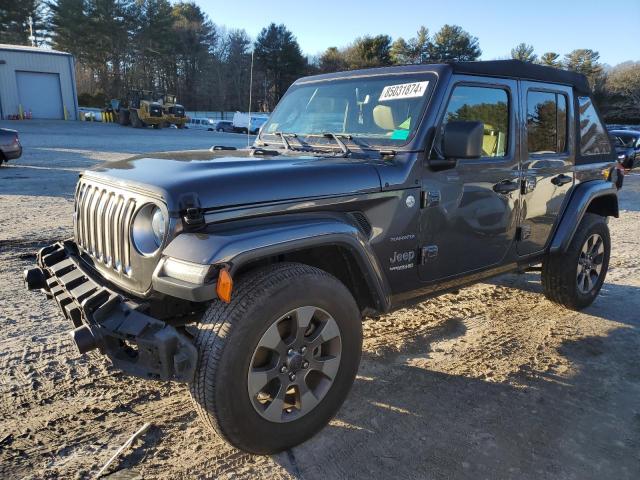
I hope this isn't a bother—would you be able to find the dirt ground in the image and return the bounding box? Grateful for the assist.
[1,131,639,478]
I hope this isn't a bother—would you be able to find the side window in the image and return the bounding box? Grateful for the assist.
[442,85,509,158]
[526,90,568,154]
[578,96,611,156]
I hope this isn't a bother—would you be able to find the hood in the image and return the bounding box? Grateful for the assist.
[85,150,382,213]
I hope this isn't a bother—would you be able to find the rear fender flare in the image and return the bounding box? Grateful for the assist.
[549,180,618,254]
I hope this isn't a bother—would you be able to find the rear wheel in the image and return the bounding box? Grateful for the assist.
[189,263,362,454]
[542,213,610,310]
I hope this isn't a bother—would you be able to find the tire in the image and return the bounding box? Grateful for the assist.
[130,110,142,128]
[118,109,130,126]
[542,213,610,310]
[189,262,362,454]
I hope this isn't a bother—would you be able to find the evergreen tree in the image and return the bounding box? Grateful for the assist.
[345,34,392,69]
[511,43,537,63]
[564,49,604,89]
[254,23,306,109]
[47,0,88,59]
[539,52,561,67]
[429,24,481,61]
[319,46,346,73]
[1,0,46,45]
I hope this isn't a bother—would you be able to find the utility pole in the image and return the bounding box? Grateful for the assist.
[28,16,36,47]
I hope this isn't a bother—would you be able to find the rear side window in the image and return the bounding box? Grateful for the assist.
[578,97,611,156]
[442,85,509,158]
[526,91,567,154]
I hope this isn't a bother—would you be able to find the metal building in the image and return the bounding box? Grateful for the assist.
[0,44,78,120]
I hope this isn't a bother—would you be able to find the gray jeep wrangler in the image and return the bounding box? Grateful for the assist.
[25,60,622,454]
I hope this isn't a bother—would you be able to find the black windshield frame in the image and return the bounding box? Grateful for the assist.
[259,72,438,150]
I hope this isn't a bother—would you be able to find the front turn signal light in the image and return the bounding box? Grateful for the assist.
[216,269,233,303]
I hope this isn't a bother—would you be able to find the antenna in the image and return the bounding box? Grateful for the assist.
[247,50,254,148]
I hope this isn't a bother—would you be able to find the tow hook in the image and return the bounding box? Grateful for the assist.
[70,325,99,354]
[24,267,47,290]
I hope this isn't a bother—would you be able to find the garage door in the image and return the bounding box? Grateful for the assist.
[16,71,64,119]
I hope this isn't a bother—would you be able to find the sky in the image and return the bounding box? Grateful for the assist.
[199,0,639,66]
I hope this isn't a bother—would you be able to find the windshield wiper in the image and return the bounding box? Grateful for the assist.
[275,132,294,151]
[322,132,351,156]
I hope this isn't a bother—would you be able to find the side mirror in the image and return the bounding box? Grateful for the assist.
[428,120,484,170]
[443,121,484,159]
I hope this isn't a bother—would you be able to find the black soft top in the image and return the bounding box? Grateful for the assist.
[297,60,590,94]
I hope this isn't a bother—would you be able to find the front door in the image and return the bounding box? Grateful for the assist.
[516,82,574,255]
[419,77,520,282]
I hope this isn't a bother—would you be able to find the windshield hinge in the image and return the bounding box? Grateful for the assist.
[184,207,205,226]
[379,149,396,160]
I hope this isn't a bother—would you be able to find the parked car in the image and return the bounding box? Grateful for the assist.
[609,129,639,169]
[0,128,22,165]
[186,117,216,131]
[213,120,234,133]
[26,60,622,454]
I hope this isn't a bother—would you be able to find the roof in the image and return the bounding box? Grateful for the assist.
[297,60,591,94]
[0,43,72,57]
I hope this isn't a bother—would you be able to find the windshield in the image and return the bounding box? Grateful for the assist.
[260,73,436,148]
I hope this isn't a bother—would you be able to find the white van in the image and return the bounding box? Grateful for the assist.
[232,112,270,134]
[187,117,216,131]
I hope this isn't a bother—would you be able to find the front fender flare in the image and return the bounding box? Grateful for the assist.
[549,180,618,254]
[160,216,391,311]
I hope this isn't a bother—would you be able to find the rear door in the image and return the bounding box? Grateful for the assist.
[517,82,574,255]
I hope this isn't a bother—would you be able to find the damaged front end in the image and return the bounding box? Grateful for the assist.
[24,240,198,382]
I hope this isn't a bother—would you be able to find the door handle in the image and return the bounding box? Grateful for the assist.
[551,174,573,186]
[493,179,520,194]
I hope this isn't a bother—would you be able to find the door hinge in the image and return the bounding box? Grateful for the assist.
[420,245,439,264]
[516,225,532,241]
[420,190,441,208]
[522,176,536,194]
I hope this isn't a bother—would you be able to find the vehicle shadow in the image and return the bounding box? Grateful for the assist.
[490,271,639,327]
[272,285,640,480]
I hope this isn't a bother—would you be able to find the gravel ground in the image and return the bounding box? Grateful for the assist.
[1,121,639,479]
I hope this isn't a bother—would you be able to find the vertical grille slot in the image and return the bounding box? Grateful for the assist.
[74,181,137,276]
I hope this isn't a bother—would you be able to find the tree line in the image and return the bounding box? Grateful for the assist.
[1,0,638,122]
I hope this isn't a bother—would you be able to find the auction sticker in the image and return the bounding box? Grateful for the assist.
[379,81,429,101]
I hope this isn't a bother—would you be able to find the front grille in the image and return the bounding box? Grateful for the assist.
[74,181,137,275]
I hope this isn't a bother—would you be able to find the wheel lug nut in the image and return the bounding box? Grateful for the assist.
[280,366,287,373]
[300,346,306,354]
[289,373,296,381]
[302,361,309,369]
[287,348,293,355]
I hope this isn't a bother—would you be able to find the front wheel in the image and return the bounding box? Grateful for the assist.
[189,263,362,454]
[542,213,610,310]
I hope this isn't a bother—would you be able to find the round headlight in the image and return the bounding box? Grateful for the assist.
[151,208,166,247]
[132,204,167,255]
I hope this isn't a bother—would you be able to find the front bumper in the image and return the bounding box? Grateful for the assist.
[25,240,197,382]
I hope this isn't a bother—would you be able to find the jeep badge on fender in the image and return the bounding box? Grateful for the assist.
[25,60,621,454]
